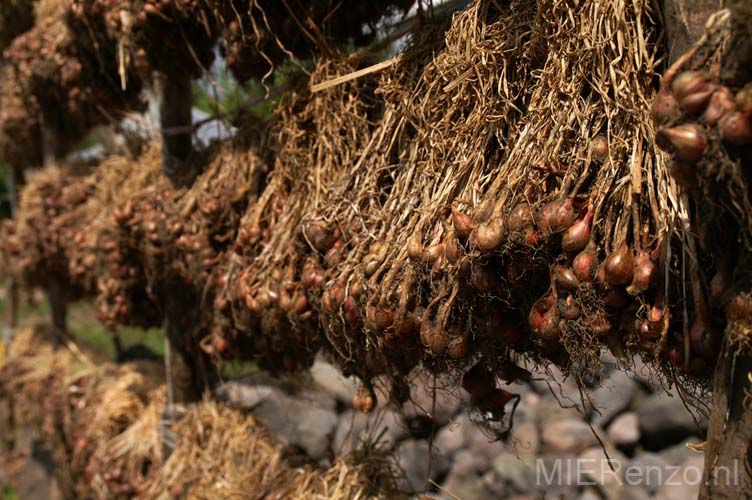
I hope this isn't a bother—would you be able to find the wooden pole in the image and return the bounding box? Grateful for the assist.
[159,74,193,178]
[2,164,21,454]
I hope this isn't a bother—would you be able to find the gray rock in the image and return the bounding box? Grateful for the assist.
[447,448,489,479]
[403,376,462,425]
[434,421,466,457]
[657,437,704,466]
[636,390,706,449]
[579,445,627,500]
[654,456,704,500]
[608,412,640,447]
[510,421,540,458]
[512,392,541,424]
[489,453,537,495]
[396,440,450,493]
[441,476,488,500]
[619,486,651,500]
[215,383,277,409]
[541,418,599,454]
[333,409,407,454]
[590,370,637,427]
[463,422,507,462]
[248,389,337,460]
[310,359,359,404]
[579,486,602,500]
[627,452,671,494]
[534,454,579,492]
[532,365,582,406]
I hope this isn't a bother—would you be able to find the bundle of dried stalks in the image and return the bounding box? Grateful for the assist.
[0,0,144,168]
[139,398,406,500]
[0,327,165,499]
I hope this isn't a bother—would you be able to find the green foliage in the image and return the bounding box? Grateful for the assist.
[193,72,279,121]
[0,298,164,360]
[2,485,19,500]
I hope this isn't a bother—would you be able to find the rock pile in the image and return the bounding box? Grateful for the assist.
[219,354,708,500]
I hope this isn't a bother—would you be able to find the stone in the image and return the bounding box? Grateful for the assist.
[448,448,489,478]
[590,370,638,428]
[541,418,599,454]
[463,422,507,462]
[309,358,358,404]
[333,409,407,454]
[434,421,466,457]
[510,421,539,458]
[403,376,462,426]
[396,440,450,493]
[579,486,602,500]
[511,392,541,424]
[489,453,537,495]
[534,394,581,426]
[531,365,582,406]
[248,389,337,460]
[578,446,627,500]
[657,436,704,466]
[636,390,706,450]
[627,452,671,494]
[653,456,704,500]
[215,383,277,409]
[608,412,640,447]
[619,486,651,500]
[441,476,488,500]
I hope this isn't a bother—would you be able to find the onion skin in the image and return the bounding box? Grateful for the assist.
[603,287,629,309]
[551,198,576,233]
[529,291,560,340]
[587,311,612,336]
[537,199,560,233]
[422,243,445,263]
[718,110,752,146]
[523,227,542,246]
[604,242,634,286]
[445,236,463,263]
[672,71,713,114]
[452,205,474,238]
[591,136,609,160]
[407,235,423,260]
[703,86,736,125]
[471,263,498,291]
[303,222,335,253]
[507,203,533,232]
[652,86,681,125]
[352,386,376,414]
[656,124,707,162]
[447,332,470,360]
[562,204,593,252]
[725,293,752,323]
[420,322,449,355]
[554,265,580,290]
[573,247,598,282]
[470,219,504,253]
[668,160,699,189]
[626,250,656,295]
[559,295,581,320]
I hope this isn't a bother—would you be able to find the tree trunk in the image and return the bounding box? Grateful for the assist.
[699,3,752,498]
[160,74,192,177]
[661,0,721,63]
